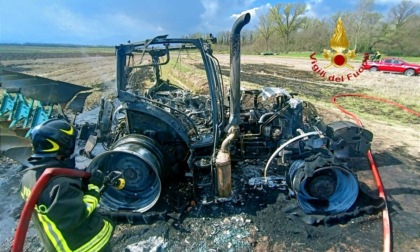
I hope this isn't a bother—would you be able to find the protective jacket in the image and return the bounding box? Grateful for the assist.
[20,157,114,252]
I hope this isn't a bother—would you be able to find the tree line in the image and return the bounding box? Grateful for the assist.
[193,0,420,57]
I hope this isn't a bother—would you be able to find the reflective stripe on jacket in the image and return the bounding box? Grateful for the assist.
[37,213,113,252]
[20,159,114,251]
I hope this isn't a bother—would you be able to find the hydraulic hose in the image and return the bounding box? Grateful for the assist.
[330,93,420,252]
[12,168,90,252]
[263,130,323,181]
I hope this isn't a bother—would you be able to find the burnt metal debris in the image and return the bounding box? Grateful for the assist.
[0,13,375,222]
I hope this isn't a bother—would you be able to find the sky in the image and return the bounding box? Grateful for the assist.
[0,0,416,46]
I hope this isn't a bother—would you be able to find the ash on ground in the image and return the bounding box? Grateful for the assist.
[108,159,385,252]
[2,155,420,251]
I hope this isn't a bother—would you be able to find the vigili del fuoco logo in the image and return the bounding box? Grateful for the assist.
[310,18,365,82]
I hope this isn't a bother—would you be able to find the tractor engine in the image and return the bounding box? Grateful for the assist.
[233,88,305,159]
[224,86,373,215]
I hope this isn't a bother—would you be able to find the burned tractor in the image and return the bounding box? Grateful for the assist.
[1,13,373,218]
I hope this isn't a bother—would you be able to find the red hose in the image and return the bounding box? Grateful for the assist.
[12,168,90,252]
[332,93,420,118]
[331,93,419,252]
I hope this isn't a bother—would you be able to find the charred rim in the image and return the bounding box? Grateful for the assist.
[87,135,164,212]
[304,170,337,199]
[298,167,359,215]
[288,160,359,215]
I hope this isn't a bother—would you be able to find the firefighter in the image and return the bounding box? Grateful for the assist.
[363,52,370,64]
[374,51,381,61]
[20,118,114,251]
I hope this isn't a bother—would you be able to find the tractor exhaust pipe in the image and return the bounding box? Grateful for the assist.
[216,13,250,198]
[228,12,251,127]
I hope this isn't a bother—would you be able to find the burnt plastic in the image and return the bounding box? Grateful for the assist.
[326,121,373,159]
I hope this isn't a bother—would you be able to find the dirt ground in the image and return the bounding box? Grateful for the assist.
[1,53,420,251]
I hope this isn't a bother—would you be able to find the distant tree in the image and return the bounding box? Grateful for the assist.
[385,1,419,55]
[187,32,205,39]
[389,0,419,29]
[397,15,420,55]
[295,18,330,52]
[241,30,255,45]
[269,3,307,53]
[210,1,419,56]
[256,13,275,51]
[361,12,384,52]
[216,31,230,45]
[351,0,375,51]
[330,11,353,30]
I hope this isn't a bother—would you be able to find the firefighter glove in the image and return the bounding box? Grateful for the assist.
[86,170,105,198]
[89,170,105,188]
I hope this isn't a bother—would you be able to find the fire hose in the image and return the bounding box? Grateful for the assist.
[332,93,420,252]
[11,168,125,252]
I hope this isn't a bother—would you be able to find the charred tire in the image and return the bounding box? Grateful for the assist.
[288,160,359,215]
[87,134,165,213]
[369,66,378,72]
[404,69,415,76]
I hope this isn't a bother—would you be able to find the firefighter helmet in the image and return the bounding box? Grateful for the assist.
[30,118,78,158]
